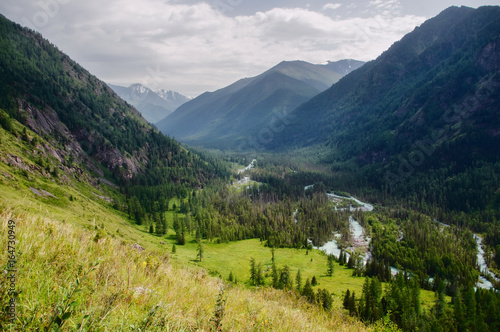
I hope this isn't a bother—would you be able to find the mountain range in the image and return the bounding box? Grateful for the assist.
[108,83,190,123]
[159,5,500,212]
[156,59,364,148]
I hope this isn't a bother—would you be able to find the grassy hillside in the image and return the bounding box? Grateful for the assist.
[0,109,153,247]
[0,207,372,331]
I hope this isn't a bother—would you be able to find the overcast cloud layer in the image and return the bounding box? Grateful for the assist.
[1,0,498,96]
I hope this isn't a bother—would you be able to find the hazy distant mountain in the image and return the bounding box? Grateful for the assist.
[108,83,190,123]
[156,59,364,148]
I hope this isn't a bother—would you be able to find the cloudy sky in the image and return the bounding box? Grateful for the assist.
[1,0,499,97]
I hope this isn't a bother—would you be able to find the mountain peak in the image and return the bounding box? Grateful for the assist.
[126,83,150,99]
[155,89,192,103]
[109,84,190,123]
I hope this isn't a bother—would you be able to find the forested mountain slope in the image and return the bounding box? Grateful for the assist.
[271,6,500,212]
[0,13,227,186]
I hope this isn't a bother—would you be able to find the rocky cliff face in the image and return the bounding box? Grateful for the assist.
[17,98,146,180]
[0,15,159,182]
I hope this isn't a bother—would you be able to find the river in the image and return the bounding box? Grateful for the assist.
[326,193,374,212]
[237,159,257,174]
[436,221,499,290]
[233,160,261,190]
[474,234,499,289]
[308,190,373,263]
[312,192,497,289]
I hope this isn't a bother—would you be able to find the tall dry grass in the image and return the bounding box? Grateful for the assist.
[0,206,370,331]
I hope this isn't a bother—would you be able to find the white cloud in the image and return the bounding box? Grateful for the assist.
[0,0,426,97]
[369,0,402,14]
[322,3,342,11]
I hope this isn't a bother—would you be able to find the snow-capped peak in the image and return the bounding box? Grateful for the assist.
[155,89,191,103]
[130,83,150,96]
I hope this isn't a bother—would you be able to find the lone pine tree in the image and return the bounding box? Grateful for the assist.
[327,254,335,277]
[196,240,203,262]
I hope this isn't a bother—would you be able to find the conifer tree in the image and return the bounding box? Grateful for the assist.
[360,278,371,321]
[327,254,335,277]
[173,213,179,234]
[347,255,355,269]
[318,289,333,310]
[360,277,383,322]
[249,257,256,285]
[173,213,185,245]
[256,262,263,286]
[272,260,279,288]
[463,287,476,331]
[454,288,466,332]
[343,289,351,309]
[279,265,292,290]
[434,287,446,319]
[129,196,145,225]
[384,261,391,282]
[195,226,201,241]
[302,278,315,304]
[196,239,203,262]
[349,291,357,316]
[183,213,191,233]
[156,217,165,236]
[295,268,302,292]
